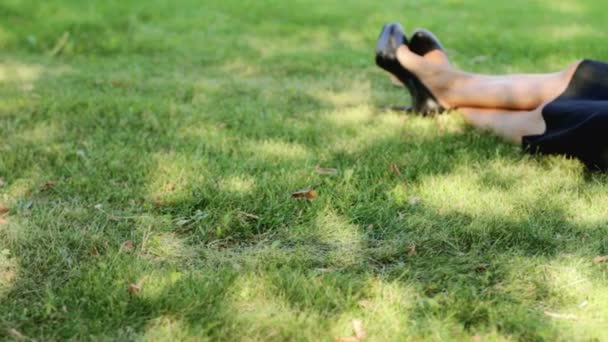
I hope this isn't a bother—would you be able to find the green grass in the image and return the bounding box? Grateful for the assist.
[2,0,608,340]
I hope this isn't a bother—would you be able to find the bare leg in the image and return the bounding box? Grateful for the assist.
[457,106,546,144]
[395,45,581,111]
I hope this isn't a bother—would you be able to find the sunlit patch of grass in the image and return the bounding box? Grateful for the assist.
[329,279,414,339]
[250,139,312,162]
[501,255,608,340]
[219,175,255,196]
[325,105,375,127]
[220,58,262,78]
[245,27,333,59]
[226,273,322,340]
[325,108,405,153]
[310,80,372,107]
[0,62,42,84]
[538,0,585,14]
[139,271,184,300]
[1,171,43,204]
[314,210,363,267]
[142,315,190,342]
[142,233,196,263]
[12,121,60,145]
[146,151,209,205]
[0,249,17,298]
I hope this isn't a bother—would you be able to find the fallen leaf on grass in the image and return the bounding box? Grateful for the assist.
[121,241,135,252]
[165,183,176,192]
[544,311,577,320]
[40,181,56,191]
[315,166,339,175]
[291,188,317,200]
[153,199,164,208]
[128,276,148,295]
[475,264,490,273]
[593,256,608,263]
[0,206,9,215]
[390,163,401,176]
[472,335,483,342]
[407,244,417,257]
[128,283,141,295]
[0,178,5,187]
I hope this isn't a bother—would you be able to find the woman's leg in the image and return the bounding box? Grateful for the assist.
[395,45,581,111]
[457,106,546,144]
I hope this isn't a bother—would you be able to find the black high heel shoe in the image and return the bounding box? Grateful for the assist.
[410,28,445,57]
[375,23,446,115]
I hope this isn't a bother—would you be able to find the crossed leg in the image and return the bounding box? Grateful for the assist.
[393,44,582,143]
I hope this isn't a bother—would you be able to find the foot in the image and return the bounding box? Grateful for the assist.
[396,45,454,110]
[375,23,446,115]
[387,28,448,87]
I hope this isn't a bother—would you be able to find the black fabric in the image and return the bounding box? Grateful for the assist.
[522,60,608,170]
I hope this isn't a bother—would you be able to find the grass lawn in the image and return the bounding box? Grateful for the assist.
[3,0,608,340]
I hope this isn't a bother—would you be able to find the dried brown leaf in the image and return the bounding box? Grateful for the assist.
[128,276,148,295]
[594,256,608,263]
[165,183,176,192]
[291,188,317,200]
[128,283,141,295]
[315,166,339,175]
[121,241,135,252]
[0,206,9,215]
[390,163,401,176]
[472,335,483,342]
[475,264,490,273]
[153,199,164,208]
[91,246,100,257]
[40,181,56,191]
[407,244,417,257]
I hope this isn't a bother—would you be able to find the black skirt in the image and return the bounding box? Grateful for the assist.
[522,60,608,170]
